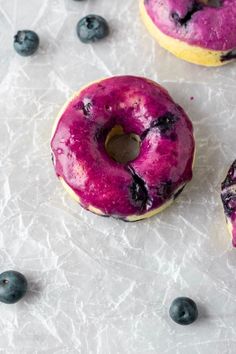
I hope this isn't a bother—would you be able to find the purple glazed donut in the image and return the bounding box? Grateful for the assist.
[141,0,236,66]
[51,76,195,221]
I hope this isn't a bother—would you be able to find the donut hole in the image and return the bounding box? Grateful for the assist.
[199,0,222,7]
[105,125,140,164]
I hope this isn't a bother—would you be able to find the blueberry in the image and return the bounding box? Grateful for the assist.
[0,271,28,304]
[221,160,236,189]
[14,30,39,57]
[169,297,198,325]
[151,112,178,134]
[221,191,236,217]
[171,2,203,26]
[157,180,173,200]
[76,15,109,43]
[128,166,151,210]
[221,50,236,62]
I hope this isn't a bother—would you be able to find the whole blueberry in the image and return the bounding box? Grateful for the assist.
[76,15,109,43]
[0,271,28,304]
[169,297,198,325]
[14,30,39,57]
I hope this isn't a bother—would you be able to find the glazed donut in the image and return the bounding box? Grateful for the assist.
[140,0,236,66]
[51,76,195,221]
[221,160,236,247]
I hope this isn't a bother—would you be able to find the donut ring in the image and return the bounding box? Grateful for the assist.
[51,76,195,221]
[140,0,236,66]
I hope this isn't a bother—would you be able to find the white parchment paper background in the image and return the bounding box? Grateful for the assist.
[0,0,236,353]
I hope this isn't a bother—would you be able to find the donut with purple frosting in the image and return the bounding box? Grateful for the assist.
[141,0,236,66]
[51,76,195,221]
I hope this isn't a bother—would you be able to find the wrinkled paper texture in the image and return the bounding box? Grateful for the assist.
[0,0,236,353]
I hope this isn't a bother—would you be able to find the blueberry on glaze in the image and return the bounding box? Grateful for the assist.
[221,192,236,217]
[157,180,173,200]
[157,181,185,201]
[14,30,39,57]
[76,15,109,43]
[82,101,92,116]
[169,297,198,325]
[151,112,178,134]
[141,112,178,140]
[222,160,236,189]
[128,166,151,210]
[221,160,236,216]
[74,100,92,116]
[0,271,28,304]
[171,2,203,26]
[221,49,236,62]
[171,0,221,27]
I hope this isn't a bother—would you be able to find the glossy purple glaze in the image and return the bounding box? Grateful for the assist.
[144,0,236,51]
[51,76,195,219]
[221,160,236,247]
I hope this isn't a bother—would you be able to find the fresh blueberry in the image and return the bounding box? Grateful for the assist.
[76,15,109,43]
[14,30,39,57]
[169,297,198,325]
[0,271,28,304]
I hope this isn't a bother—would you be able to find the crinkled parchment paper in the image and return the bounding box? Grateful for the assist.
[0,0,236,353]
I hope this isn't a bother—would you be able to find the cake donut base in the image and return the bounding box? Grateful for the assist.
[51,76,195,221]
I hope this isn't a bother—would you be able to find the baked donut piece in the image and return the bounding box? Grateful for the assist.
[51,76,195,221]
[141,0,236,66]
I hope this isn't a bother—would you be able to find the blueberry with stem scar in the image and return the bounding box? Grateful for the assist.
[169,297,198,325]
[76,15,109,43]
[14,30,39,57]
[0,271,28,304]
